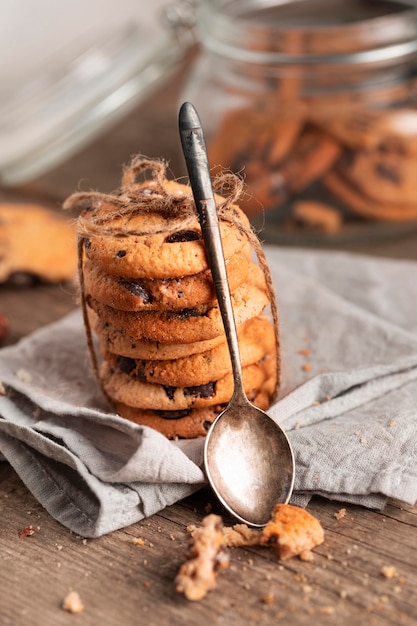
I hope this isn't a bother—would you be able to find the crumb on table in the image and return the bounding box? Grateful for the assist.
[62,591,85,614]
[175,514,230,601]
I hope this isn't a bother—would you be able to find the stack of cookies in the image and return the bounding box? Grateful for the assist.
[66,158,279,439]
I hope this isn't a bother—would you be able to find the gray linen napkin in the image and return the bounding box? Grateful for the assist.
[1,247,417,537]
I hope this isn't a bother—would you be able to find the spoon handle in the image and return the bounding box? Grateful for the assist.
[179,102,247,403]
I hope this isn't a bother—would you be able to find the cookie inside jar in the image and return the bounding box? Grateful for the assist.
[180,0,417,244]
[65,157,279,439]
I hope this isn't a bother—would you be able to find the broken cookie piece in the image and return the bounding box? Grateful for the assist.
[261,503,324,560]
[0,203,77,284]
[176,505,325,601]
[175,514,230,601]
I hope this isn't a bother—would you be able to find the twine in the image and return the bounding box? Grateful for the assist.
[68,156,280,402]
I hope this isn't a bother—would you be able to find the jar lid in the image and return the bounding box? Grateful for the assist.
[199,0,417,65]
[0,0,196,186]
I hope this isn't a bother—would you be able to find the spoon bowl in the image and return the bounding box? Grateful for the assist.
[179,101,295,526]
[205,400,294,526]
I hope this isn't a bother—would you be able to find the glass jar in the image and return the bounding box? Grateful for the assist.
[181,0,417,244]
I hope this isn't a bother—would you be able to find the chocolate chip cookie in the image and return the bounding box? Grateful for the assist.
[0,203,77,284]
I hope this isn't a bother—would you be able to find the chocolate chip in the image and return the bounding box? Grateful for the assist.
[203,420,212,431]
[6,272,40,287]
[375,161,401,185]
[166,230,202,243]
[184,382,215,399]
[120,280,152,303]
[163,385,177,401]
[155,409,191,419]
[342,149,356,168]
[134,364,147,383]
[116,250,127,258]
[117,356,136,375]
[175,307,203,320]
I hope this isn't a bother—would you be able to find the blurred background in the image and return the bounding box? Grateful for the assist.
[2,0,417,253]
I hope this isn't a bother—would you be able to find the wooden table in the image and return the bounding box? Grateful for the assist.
[1,65,417,626]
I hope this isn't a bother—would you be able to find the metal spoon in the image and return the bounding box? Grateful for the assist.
[179,102,295,527]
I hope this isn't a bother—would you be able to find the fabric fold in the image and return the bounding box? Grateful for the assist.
[1,247,416,536]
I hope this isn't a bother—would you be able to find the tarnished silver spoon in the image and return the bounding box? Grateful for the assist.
[179,102,294,527]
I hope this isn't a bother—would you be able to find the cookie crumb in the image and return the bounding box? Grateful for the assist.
[381,565,398,579]
[261,593,275,604]
[176,505,324,601]
[261,504,324,561]
[334,508,346,520]
[62,591,85,614]
[175,514,230,601]
[222,523,260,548]
[293,201,342,234]
[19,526,36,539]
[133,537,145,546]
[302,363,312,372]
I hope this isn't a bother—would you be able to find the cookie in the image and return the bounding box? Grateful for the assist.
[113,381,275,439]
[114,403,225,439]
[90,310,229,360]
[321,108,417,154]
[337,149,417,205]
[76,180,251,279]
[104,316,276,387]
[208,106,303,172]
[292,201,343,234]
[324,169,417,221]
[175,514,229,600]
[278,128,341,195]
[100,356,276,411]
[242,128,341,214]
[86,264,269,344]
[239,160,288,214]
[208,107,303,214]
[82,254,251,312]
[261,504,324,561]
[0,203,77,283]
